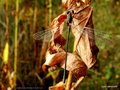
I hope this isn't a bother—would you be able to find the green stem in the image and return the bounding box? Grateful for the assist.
[14,0,19,89]
[5,0,9,41]
[49,0,52,25]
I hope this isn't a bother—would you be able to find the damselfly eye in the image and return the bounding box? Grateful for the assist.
[72,10,74,14]
[66,10,70,15]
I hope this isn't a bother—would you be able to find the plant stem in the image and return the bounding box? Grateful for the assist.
[39,0,52,66]
[66,0,88,90]
[33,0,37,58]
[14,0,19,88]
[49,0,52,25]
[5,0,9,41]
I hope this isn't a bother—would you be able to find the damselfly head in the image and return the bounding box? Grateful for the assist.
[72,10,74,14]
[66,10,70,15]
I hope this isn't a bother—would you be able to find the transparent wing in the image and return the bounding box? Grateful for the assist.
[32,26,117,45]
[73,26,114,44]
[84,27,113,44]
[32,28,68,42]
[32,29,52,42]
[83,27,120,48]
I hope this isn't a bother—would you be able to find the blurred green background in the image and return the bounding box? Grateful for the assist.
[0,0,120,90]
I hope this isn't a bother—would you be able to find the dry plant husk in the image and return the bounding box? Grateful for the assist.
[42,0,99,89]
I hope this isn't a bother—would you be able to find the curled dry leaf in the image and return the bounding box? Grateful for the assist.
[42,51,87,79]
[48,12,67,54]
[42,0,99,80]
[69,2,99,69]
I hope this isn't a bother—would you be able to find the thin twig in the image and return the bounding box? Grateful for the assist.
[0,20,6,29]
[35,72,44,85]
[75,77,84,87]
[18,30,25,44]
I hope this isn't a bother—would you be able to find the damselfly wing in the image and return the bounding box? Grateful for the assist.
[33,26,114,45]
[33,28,52,42]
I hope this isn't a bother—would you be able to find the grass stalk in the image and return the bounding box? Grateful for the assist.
[5,0,9,41]
[49,0,52,25]
[14,0,19,88]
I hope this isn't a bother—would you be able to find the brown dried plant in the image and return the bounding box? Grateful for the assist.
[42,0,99,89]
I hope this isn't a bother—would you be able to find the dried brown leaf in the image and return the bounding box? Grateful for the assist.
[42,0,99,80]
[43,51,87,79]
[48,12,67,54]
[69,2,99,68]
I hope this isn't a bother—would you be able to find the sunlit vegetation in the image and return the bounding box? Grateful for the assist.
[0,0,120,89]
